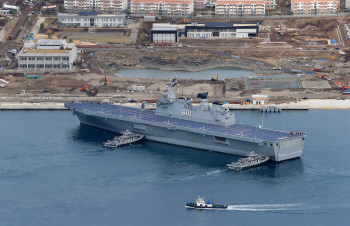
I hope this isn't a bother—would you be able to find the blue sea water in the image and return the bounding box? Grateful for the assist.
[0,109,349,226]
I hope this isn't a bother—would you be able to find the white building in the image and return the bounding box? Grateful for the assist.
[215,0,266,16]
[347,0,350,8]
[58,12,126,27]
[252,95,269,105]
[3,4,20,11]
[64,0,127,14]
[130,0,194,17]
[18,40,77,70]
[291,0,339,14]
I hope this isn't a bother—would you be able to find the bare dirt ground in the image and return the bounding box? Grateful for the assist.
[2,16,350,103]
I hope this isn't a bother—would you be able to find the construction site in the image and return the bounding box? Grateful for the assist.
[1,14,350,106]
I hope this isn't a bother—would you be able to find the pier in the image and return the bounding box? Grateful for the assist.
[0,102,67,110]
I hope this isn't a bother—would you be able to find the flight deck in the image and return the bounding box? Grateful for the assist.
[66,102,303,142]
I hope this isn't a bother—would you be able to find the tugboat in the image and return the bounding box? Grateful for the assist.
[186,196,228,209]
[227,151,269,170]
[103,130,144,148]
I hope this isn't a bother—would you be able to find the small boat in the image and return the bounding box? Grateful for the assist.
[103,130,144,148]
[227,151,269,170]
[186,196,227,209]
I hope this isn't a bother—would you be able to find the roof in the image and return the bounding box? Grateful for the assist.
[37,39,66,45]
[216,0,265,4]
[152,27,177,31]
[42,5,57,9]
[252,95,268,98]
[21,48,72,54]
[131,0,193,3]
[205,22,234,27]
[78,12,98,16]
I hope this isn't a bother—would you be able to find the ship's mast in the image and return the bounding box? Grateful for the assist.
[167,76,178,99]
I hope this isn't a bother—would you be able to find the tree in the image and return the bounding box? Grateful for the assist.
[40,23,44,30]
[58,6,66,13]
[46,32,51,39]
[62,36,68,39]
[57,34,61,39]
[123,9,131,14]
[69,38,73,43]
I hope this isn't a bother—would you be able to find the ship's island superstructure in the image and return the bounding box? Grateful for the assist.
[65,76,306,161]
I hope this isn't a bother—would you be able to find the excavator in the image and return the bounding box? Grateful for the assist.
[211,74,218,81]
[316,73,327,80]
[336,82,350,90]
[79,85,98,96]
[79,85,88,91]
[104,74,110,86]
[184,18,190,24]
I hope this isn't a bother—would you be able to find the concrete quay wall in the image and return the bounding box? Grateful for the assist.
[0,102,67,110]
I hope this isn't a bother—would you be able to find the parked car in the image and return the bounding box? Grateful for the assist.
[306,48,311,50]
[335,47,340,50]
[323,47,328,50]
[316,48,321,50]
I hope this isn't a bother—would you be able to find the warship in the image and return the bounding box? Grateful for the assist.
[65,76,306,161]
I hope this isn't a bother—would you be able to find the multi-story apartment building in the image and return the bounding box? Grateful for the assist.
[291,0,339,14]
[347,0,350,8]
[64,0,127,14]
[194,0,209,8]
[265,0,275,9]
[130,0,194,17]
[58,12,126,27]
[18,40,77,70]
[215,0,265,16]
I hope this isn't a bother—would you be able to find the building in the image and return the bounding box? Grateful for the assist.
[41,5,58,16]
[215,0,265,16]
[291,0,339,14]
[0,9,11,15]
[3,4,20,12]
[252,95,268,105]
[265,0,275,9]
[186,22,259,38]
[151,26,178,44]
[58,12,126,27]
[18,40,77,70]
[194,0,209,8]
[151,22,259,44]
[64,0,127,14]
[347,0,350,8]
[130,0,194,17]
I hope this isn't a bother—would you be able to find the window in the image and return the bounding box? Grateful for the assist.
[54,57,60,60]
[37,58,43,60]
[46,57,52,60]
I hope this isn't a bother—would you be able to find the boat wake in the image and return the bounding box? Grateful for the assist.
[226,203,313,211]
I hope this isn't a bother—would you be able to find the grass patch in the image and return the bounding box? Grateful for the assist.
[22,16,29,26]
[70,36,130,43]
[43,18,57,28]
[14,29,22,39]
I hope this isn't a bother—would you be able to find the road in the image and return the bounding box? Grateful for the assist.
[0,2,42,64]
[339,22,350,48]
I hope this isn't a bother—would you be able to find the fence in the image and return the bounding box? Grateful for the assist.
[130,12,350,20]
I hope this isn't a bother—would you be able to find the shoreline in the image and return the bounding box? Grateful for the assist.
[1,100,350,110]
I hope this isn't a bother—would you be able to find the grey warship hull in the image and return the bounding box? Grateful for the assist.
[66,103,305,162]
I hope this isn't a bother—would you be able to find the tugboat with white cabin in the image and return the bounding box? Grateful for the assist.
[186,196,228,209]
